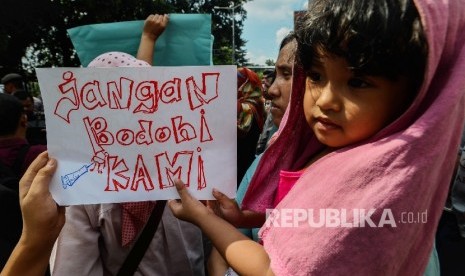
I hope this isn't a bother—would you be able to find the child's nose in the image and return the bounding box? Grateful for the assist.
[314,84,341,111]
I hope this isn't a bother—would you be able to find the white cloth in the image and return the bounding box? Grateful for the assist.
[51,203,205,276]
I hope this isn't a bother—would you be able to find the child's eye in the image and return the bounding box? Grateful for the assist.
[348,78,369,88]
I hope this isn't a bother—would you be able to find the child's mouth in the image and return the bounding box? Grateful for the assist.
[315,117,340,130]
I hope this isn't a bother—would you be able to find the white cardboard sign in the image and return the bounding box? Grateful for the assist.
[36,66,237,205]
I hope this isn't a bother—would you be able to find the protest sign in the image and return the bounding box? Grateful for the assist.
[67,14,212,67]
[36,66,236,205]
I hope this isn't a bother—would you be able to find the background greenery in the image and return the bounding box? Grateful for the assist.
[0,0,258,87]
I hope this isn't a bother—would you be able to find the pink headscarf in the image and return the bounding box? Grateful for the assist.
[242,0,465,275]
[88,51,155,247]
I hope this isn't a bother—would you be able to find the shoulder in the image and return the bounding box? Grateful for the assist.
[22,144,47,171]
[28,144,47,156]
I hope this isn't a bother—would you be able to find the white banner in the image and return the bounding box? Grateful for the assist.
[36,66,237,205]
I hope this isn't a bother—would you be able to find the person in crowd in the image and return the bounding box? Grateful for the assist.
[238,31,297,238]
[256,32,297,156]
[13,90,47,146]
[0,152,63,276]
[169,0,465,275]
[0,93,47,178]
[435,125,465,275]
[261,69,274,97]
[1,73,24,95]
[51,14,206,275]
[12,91,35,122]
[236,67,265,186]
[260,69,274,139]
[0,94,47,271]
[208,32,298,275]
[1,73,43,120]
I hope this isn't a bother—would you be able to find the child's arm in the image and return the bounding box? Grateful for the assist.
[208,189,266,228]
[1,152,64,276]
[169,180,274,276]
[136,14,169,65]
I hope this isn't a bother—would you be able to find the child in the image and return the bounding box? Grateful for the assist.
[169,0,465,275]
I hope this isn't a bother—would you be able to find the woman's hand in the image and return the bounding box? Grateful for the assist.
[2,152,65,276]
[19,151,65,249]
[208,189,266,228]
[208,189,244,227]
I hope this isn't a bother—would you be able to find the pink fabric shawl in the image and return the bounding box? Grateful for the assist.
[241,0,465,275]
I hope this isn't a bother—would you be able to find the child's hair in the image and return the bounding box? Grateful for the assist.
[296,0,428,94]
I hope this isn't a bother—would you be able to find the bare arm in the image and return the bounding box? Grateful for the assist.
[136,14,169,65]
[169,180,274,276]
[1,152,64,276]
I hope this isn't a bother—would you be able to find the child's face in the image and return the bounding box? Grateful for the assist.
[303,54,410,148]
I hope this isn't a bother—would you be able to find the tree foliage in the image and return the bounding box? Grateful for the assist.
[0,0,250,80]
[265,59,275,66]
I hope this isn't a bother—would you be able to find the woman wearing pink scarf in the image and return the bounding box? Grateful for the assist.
[169,0,465,275]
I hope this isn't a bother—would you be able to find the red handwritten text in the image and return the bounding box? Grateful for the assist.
[54,71,220,123]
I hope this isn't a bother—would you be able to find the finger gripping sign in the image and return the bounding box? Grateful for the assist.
[36,66,237,205]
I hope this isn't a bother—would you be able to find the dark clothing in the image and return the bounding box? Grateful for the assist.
[0,137,46,271]
[0,137,46,175]
[237,118,261,187]
[435,125,465,276]
[256,112,278,155]
[436,211,465,276]
[26,118,47,146]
